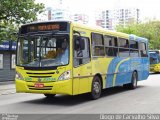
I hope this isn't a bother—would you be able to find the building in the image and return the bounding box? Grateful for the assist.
[95,10,103,27]
[37,6,70,22]
[71,14,89,24]
[0,41,16,82]
[117,8,140,26]
[37,7,89,24]
[36,0,89,24]
[37,0,71,22]
[51,7,70,21]
[96,8,140,30]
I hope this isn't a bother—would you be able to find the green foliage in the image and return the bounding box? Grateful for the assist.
[0,0,44,41]
[0,22,18,41]
[116,21,160,50]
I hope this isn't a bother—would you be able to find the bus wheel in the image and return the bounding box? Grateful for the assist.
[123,72,137,89]
[44,94,56,98]
[90,76,102,100]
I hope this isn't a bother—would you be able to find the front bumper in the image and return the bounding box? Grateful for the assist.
[15,79,73,95]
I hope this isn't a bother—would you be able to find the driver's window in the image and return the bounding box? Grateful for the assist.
[74,36,90,67]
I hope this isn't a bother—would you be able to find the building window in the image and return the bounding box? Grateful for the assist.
[11,54,16,69]
[0,54,3,69]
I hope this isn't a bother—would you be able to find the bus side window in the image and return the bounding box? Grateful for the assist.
[74,36,90,67]
[91,33,105,56]
[104,35,118,57]
[129,40,139,57]
[118,38,129,57]
[139,42,148,57]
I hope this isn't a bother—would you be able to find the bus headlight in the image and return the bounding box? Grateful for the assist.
[58,70,70,81]
[15,72,24,80]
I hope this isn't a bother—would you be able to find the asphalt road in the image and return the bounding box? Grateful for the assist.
[0,73,160,115]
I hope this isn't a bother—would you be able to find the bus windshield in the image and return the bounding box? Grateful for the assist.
[17,34,69,67]
[150,52,160,64]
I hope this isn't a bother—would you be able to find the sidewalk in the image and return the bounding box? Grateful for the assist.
[0,81,16,95]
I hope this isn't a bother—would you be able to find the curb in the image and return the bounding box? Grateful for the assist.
[0,81,15,86]
[0,92,16,96]
[0,81,15,96]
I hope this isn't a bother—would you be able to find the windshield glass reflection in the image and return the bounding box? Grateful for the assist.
[17,35,69,67]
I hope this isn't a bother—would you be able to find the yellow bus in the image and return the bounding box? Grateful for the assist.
[149,50,160,73]
[15,21,149,99]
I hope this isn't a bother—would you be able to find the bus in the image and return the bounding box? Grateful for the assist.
[15,21,149,99]
[149,50,160,73]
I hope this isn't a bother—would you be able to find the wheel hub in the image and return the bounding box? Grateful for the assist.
[93,82,100,93]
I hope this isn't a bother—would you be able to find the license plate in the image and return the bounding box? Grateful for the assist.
[34,83,44,88]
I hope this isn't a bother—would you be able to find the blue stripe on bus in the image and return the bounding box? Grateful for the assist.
[106,57,131,88]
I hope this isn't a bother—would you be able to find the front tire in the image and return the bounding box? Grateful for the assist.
[90,76,102,100]
[123,72,137,89]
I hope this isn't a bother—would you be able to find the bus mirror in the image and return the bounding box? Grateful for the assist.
[74,36,85,50]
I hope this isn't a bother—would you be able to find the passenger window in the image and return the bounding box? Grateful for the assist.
[92,33,105,56]
[105,47,118,57]
[130,40,139,57]
[119,48,130,57]
[118,38,129,57]
[104,35,118,57]
[104,35,117,47]
[92,33,103,46]
[118,38,129,48]
[139,42,148,57]
[130,49,139,57]
[74,36,90,67]
[129,40,138,49]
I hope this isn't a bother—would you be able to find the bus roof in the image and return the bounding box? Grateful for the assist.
[71,21,129,38]
[130,34,148,43]
[71,21,148,42]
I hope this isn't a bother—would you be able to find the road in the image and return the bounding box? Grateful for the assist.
[0,73,160,115]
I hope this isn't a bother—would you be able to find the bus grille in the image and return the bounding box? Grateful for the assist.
[26,72,55,78]
[28,85,53,90]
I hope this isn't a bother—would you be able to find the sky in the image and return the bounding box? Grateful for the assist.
[35,0,160,21]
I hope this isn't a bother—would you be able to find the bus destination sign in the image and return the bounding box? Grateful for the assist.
[20,22,68,34]
[29,24,60,31]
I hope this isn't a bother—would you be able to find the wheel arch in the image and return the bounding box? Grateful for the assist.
[93,73,103,89]
[133,70,138,80]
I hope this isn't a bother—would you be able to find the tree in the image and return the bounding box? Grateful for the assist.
[116,21,160,50]
[0,0,44,41]
[0,22,18,41]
